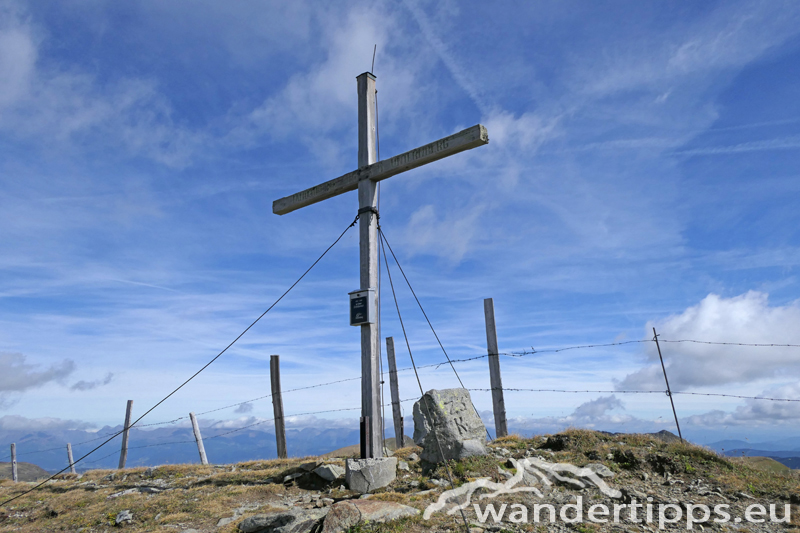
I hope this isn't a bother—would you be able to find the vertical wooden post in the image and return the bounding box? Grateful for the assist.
[484,298,508,438]
[10,443,17,482]
[67,443,76,474]
[189,412,209,465]
[270,355,287,459]
[357,71,381,459]
[118,399,133,469]
[385,337,404,449]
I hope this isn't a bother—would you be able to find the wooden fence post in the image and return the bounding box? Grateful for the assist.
[385,337,404,449]
[118,399,133,469]
[10,443,17,482]
[67,443,76,474]
[270,355,287,459]
[484,298,508,438]
[189,412,209,465]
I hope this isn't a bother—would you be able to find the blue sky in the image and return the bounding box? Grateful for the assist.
[2,0,800,447]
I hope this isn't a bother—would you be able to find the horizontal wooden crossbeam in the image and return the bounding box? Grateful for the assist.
[272,124,489,215]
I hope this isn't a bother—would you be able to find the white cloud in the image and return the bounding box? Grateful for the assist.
[244,2,420,165]
[138,1,313,67]
[618,292,800,390]
[665,1,800,73]
[0,353,75,394]
[195,414,357,431]
[505,395,639,433]
[0,6,204,167]
[400,202,488,262]
[674,136,800,156]
[0,414,94,431]
[579,1,800,96]
[572,395,625,419]
[402,0,487,114]
[70,372,114,392]
[683,383,800,427]
[203,416,264,430]
[284,415,358,429]
[482,111,560,154]
[0,16,35,107]
[234,402,254,414]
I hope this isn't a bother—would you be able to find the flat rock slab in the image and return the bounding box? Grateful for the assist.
[345,457,396,493]
[321,500,420,533]
[584,463,614,478]
[238,508,328,533]
[313,464,345,482]
[413,388,487,463]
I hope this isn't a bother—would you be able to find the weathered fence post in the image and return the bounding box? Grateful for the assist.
[385,337,404,449]
[484,298,508,438]
[10,443,17,482]
[270,355,287,459]
[189,412,209,465]
[67,443,76,474]
[118,399,133,469]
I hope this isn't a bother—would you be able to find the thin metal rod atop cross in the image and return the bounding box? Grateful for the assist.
[273,72,489,458]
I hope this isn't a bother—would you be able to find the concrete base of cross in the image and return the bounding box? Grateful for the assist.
[345,457,397,493]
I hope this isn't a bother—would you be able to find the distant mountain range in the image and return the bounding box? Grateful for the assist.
[7,426,800,474]
[0,424,364,473]
[706,437,800,470]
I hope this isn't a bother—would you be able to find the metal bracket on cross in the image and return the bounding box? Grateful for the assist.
[357,206,380,219]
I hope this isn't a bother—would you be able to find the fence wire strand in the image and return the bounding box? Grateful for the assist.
[0,215,359,507]
[6,337,800,465]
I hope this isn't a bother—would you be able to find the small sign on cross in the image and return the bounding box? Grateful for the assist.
[349,288,374,326]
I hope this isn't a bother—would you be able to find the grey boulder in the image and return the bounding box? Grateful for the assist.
[412,388,487,463]
[345,457,397,493]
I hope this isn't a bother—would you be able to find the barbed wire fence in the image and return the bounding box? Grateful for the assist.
[4,338,800,466]
[3,216,800,506]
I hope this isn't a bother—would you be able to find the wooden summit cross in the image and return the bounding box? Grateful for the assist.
[273,72,489,458]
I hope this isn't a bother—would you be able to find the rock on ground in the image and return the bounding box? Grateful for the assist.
[413,388,487,463]
[321,500,420,533]
[345,457,397,493]
[115,510,132,525]
[313,464,344,482]
[238,508,328,533]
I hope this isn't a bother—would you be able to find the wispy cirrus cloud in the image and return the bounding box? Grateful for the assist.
[674,136,800,156]
[0,5,205,167]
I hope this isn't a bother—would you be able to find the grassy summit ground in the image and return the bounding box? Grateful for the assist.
[0,429,798,532]
[0,463,50,483]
